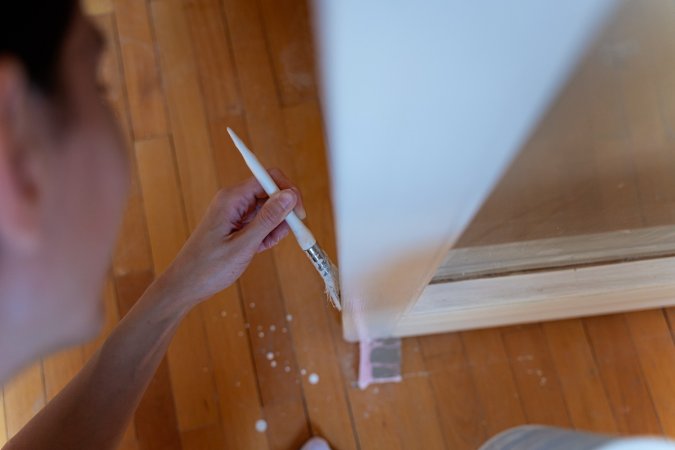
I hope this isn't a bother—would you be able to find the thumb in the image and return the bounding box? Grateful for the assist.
[244,189,296,243]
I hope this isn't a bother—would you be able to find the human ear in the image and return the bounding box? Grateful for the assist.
[0,59,41,254]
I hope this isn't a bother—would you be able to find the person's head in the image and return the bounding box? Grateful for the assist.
[0,2,129,379]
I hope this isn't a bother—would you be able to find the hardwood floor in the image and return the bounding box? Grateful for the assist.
[2,0,675,449]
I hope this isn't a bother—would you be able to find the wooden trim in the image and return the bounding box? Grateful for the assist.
[394,255,675,337]
[434,225,675,282]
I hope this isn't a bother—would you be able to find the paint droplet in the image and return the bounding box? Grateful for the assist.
[266,352,274,360]
[258,332,265,338]
[308,373,319,385]
[286,314,293,322]
[237,331,244,337]
[270,361,277,368]
[300,369,307,376]
[249,302,256,309]
[284,366,291,373]
[255,419,267,433]
[244,323,250,329]
[282,327,288,333]
[269,325,276,332]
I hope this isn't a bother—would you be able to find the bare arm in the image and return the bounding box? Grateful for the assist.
[3,171,304,450]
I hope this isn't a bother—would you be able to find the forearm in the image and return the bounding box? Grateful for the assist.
[4,275,189,450]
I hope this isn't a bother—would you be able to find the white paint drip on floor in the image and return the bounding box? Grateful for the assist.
[255,419,267,433]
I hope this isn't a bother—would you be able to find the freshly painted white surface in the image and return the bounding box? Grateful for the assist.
[312,0,618,341]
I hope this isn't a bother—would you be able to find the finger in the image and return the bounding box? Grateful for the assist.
[258,222,291,252]
[240,189,297,246]
[236,169,307,219]
[268,168,307,219]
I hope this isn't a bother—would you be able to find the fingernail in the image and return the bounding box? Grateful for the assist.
[278,190,295,208]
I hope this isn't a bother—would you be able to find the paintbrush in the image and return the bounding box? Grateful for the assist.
[227,127,342,311]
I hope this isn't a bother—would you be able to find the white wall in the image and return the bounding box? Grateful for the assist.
[312,0,618,341]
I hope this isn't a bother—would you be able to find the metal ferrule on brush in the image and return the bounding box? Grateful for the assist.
[306,244,334,281]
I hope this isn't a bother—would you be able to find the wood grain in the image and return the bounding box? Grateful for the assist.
[625,310,675,437]
[544,319,618,433]
[420,332,488,450]
[114,0,169,140]
[502,324,572,428]
[461,329,527,436]
[348,339,446,450]
[584,314,662,434]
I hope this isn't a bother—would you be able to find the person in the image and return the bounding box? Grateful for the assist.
[0,2,329,449]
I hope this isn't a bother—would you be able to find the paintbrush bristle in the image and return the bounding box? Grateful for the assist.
[305,244,342,310]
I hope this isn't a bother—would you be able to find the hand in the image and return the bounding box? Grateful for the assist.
[160,168,306,309]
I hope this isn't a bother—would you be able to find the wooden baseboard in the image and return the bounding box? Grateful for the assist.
[434,226,675,282]
[394,254,675,337]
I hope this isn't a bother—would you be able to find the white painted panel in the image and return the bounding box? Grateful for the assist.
[312,0,617,341]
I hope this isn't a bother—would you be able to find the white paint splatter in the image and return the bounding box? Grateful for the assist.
[300,369,307,376]
[308,373,320,385]
[258,332,265,338]
[271,361,277,368]
[284,366,291,373]
[269,325,276,332]
[255,419,267,433]
[286,314,293,322]
[249,302,256,309]
[266,352,274,360]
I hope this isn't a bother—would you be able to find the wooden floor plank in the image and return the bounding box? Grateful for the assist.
[183,0,241,120]
[348,338,446,450]
[114,0,169,140]
[544,319,618,433]
[238,253,312,450]
[151,0,220,227]
[200,289,270,449]
[135,136,219,431]
[625,309,675,437]
[420,332,488,450]
[94,12,155,277]
[584,314,662,434]
[180,423,227,450]
[83,0,113,15]
[461,328,527,436]
[502,324,572,428]
[257,0,316,106]
[2,363,45,438]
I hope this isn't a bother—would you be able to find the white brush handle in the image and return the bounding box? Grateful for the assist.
[227,128,316,251]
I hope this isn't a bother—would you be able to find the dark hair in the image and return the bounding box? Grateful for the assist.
[0,1,78,94]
